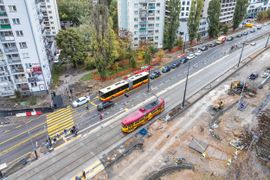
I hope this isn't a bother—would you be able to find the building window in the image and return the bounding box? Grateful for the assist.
[52,27,55,29]
[157,3,160,7]
[22,53,29,58]
[182,1,185,5]
[12,18,20,25]
[182,7,185,11]
[156,23,159,27]
[16,30,23,37]
[156,10,160,14]
[134,18,138,21]
[134,10,138,15]
[48,11,52,14]
[181,12,184,16]
[134,24,138,28]
[49,16,53,19]
[187,1,190,5]
[156,17,160,20]
[47,5,51,8]
[8,5,17,12]
[19,42,27,49]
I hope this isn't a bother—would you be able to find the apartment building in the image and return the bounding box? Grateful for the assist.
[118,0,166,48]
[247,0,270,18]
[0,0,60,97]
[219,0,236,23]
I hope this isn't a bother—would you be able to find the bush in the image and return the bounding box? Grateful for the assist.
[29,97,37,106]
[15,90,21,99]
[80,72,93,81]
[52,65,64,87]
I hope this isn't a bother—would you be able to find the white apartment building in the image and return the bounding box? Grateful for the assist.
[0,0,60,97]
[247,0,270,18]
[219,0,236,23]
[118,0,166,48]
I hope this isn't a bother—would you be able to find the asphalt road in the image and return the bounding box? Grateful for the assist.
[1,24,270,168]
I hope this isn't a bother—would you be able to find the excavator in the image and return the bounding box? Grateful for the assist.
[212,99,225,112]
[229,81,256,96]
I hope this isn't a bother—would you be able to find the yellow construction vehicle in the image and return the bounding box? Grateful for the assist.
[212,99,224,111]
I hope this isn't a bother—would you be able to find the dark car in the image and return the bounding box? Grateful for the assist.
[208,43,217,47]
[150,71,161,79]
[161,66,171,73]
[97,101,114,111]
[180,57,188,64]
[250,29,255,33]
[199,45,208,51]
[227,36,234,41]
[249,73,258,80]
[171,61,181,69]
[243,31,248,35]
[236,34,242,38]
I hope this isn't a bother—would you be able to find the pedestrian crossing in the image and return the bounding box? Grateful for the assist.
[47,106,74,138]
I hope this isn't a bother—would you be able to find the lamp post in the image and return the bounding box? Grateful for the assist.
[24,118,38,159]
[265,33,270,48]
[182,62,191,108]
[237,42,245,68]
[147,65,150,92]
[180,32,187,53]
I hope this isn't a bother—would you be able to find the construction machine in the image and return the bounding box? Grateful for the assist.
[212,99,225,111]
[229,81,256,96]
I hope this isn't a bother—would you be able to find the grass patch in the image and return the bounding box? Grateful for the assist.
[52,65,64,87]
[80,72,93,81]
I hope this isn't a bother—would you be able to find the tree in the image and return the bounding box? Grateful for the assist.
[130,55,137,68]
[163,0,181,50]
[109,0,118,30]
[90,0,120,79]
[232,0,248,29]
[267,8,270,18]
[207,0,221,38]
[156,49,165,61]
[144,50,152,65]
[257,11,268,22]
[188,0,204,43]
[175,37,183,48]
[57,0,90,26]
[56,29,86,68]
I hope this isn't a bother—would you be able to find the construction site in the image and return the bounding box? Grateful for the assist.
[91,48,270,179]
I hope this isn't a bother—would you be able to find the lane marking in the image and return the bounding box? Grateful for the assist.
[89,101,97,107]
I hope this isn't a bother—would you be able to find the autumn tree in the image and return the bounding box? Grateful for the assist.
[56,29,86,68]
[207,0,221,38]
[163,0,181,50]
[90,0,120,79]
[232,0,248,29]
[188,0,204,43]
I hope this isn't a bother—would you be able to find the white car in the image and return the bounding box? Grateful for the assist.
[194,50,202,56]
[72,96,90,107]
[53,54,60,64]
[250,42,256,46]
[261,72,270,78]
[187,53,196,60]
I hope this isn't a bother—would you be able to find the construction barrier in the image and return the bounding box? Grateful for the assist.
[16,111,43,117]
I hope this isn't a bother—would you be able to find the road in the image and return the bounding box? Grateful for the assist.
[1,24,270,171]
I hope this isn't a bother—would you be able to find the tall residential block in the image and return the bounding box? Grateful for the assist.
[0,0,60,97]
[118,0,166,48]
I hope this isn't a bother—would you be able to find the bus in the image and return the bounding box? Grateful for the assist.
[121,98,165,133]
[99,71,149,101]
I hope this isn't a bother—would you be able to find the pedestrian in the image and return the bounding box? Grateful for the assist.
[99,113,103,120]
[86,105,89,110]
[82,171,86,179]
[64,129,67,135]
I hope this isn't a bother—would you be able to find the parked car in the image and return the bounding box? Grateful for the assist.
[97,101,114,111]
[250,42,256,46]
[194,50,202,56]
[180,57,188,64]
[250,29,256,33]
[236,34,242,38]
[249,73,258,80]
[208,43,217,47]
[257,26,262,30]
[243,31,248,35]
[226,36,234,41]
[186,53,196,60]
[72,96,90,108]
[150,70,161,79]
[199,45,208,51]
[171,61,181,69]
[261,72,270,78]
[161,66,171,73]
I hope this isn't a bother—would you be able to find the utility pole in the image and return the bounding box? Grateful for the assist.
[147,66,151,92]
[237,42,245,68]
[265,33,270,48]
[182,33,186,53]
[182,62,191,108]
[24,118,38,159]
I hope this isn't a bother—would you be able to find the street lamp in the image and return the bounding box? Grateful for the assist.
[24,118,38,159]
[180,32,187,53]
[147,66,150,92]
[265,33,270,48]
[182,62,191,108]
[237,42,245,68]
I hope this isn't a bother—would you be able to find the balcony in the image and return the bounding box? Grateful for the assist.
[0,69,9,76]
[11,67,24,74]
[0,11,7,16]
[0,24,11,30]
[4,47,18,53]
[0,90,14,96]
[0,36,15,42]
[0,60,6,66]
[8,59,21,64]
[14,78,28,84]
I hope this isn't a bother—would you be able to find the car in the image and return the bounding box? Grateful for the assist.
[161,66,171,73]
[171,61,181,69]
[227,36,234,41]
[250,42,256,46]
[249,73,258,80]
[261,72,270,78]
[208,43,217,47]
[186,53,196,60]
[97,101,114,111]
[53,54,60,64]
[194,50,202,56]
[72,96,90,107]
[236,34,242,38]
[199,45,208,51]
[257,26,262,30]
[250,29,256,33]
[243,31,248,35]
[150,71,161,79]
[180,57,188,64]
